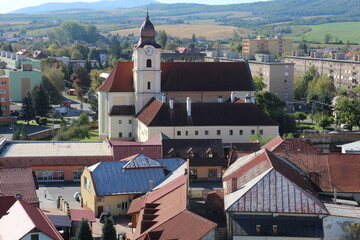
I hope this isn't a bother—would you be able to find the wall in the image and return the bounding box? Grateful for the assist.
[191,166,222,179]
[109,116,134,140]
[22,233,54,240]
[81,169,96,214]
[323,215,360,240]
[97,194,133,217]
[0,76,10,118]
[5,69,42,101]
[33,166,83,182]
[201,229,216,240]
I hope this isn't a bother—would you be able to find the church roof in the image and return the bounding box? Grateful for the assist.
[135,15,161,48]
[98,61,255,93]
[136,99,278,127]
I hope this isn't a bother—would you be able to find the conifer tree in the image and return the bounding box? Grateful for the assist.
[101,217,116,240]
[20,92,35,125]
[12,128,21,140]
[31,84,51,117]
[74,218,93,240]
[20,125,29,140]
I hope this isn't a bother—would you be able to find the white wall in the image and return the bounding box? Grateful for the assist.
[22,232,54,240]
[323,215,360,240]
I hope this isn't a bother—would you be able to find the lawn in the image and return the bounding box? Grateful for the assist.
[110,24,251,40]
[286,22,360,44]
[83,129,100,141]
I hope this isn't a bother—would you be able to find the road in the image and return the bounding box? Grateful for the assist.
[37,183,81,209]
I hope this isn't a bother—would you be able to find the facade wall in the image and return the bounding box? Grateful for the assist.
[0,76,10,119]
[81,169,96,214]
[0,56,41,70]
[201,229,216,240]
[109,116,134,140]
[33,166,83,182]
[22,232,53,240]
[5,70,42,101]
[95,194,133,217]
[190,166,222,179]
[242,37,293,57]
[323,215,360,240]
[136,122,279,143]
[98,92,108,137]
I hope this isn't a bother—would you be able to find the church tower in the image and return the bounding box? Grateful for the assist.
[133,13,162,113]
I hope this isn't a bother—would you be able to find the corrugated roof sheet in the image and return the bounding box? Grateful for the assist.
[137,99,278,127]
[70,209,96,222]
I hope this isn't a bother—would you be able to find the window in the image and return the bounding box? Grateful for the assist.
[119,132,123,138]
[251,130,255,135]
[0,81,6,86]
[147,81,151,90]
[239,130,243,135]
[73,169,82,181]
[0,89,6,94]
[146,59,152,68]
[190,169,197,179]
[217,130,221,135]
[187,148,195,158]
[84,177,91,192]
[208,169,217,178]
[118,202,128,210]
[205,130,209,135]
[128,119,132,124]
[185,131,188,136]
[0,97,6,102]
[177,131,181,136]
[285,72,289,77]
[118,120,122,124]
[206,148,214,158]
[35,169,64,182]
[128,132,132,137]
[195,130,199,135]
[259,130,263,135]
[31,234,39,240]
[229,130,233,135]
[284,93,288,98]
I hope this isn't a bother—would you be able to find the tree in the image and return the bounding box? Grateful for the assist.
[88,49,100,62]
[20,92,35,125]
[164,41,179,51]
[232,30,240,43]
[13,128,21,140]
[343,222,360,240]
[54,113,90,141]
[101,217,116,240]
[293,112,307,123]
[191,33,196,43]
[334,93,360,131]
[20,126,29,140]
[157,30,168,49]
[250,133,272,146]
[31,85,51,117]
[314,113,333,131]
[109,37,121,59]
[72,66,91,100]
[324,33,333,44]
[74,218,93,240]
[294,65,319,101]
[42,66,65,104]
[253,76,267,92]
[88,93,98,121]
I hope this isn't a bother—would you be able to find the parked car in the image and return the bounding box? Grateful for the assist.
[99,212,110,223]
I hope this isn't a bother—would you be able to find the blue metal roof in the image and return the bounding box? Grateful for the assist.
[91,158,185,196]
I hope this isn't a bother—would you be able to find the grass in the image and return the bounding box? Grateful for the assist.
[286,22,360,44]
[110,24,250,40]
[82,129,100,141]
[16,118,69,126]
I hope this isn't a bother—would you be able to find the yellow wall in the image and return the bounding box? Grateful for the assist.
[81,169,96,214]
[190,166,222,179]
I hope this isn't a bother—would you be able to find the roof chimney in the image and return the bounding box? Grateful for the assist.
[245,94,251,103]
[161,93,166,103]
[149,179,153,191]
[169,98,174,110]
[218,96,222,103]
[231,92,236,103]
[186,97,191,116]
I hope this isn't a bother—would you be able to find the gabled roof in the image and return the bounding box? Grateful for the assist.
[137,99,278,127]
[98,61,255,93]
[337,140,360,152]
[162,139,226,167]
[227,142,261,166]
[263,137,319,154]
[0,166,38,204]
[87,156,185,196]
[70,209,96,222]
[223,150,328,215]
[109,105,135,116]
[97,61,134,92]
[0,196,63,240]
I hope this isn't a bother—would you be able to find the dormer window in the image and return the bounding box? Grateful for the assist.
[168,148,177,158]
[206,148,214,158]
[187,148,195,158]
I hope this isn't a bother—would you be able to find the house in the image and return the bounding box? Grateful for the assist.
[98,49,109,63]
[128,174,217,240]
[337,140,360,154]
[226,142,261,166]
[33,50,48,59]
[98,14,280,142]
[223,149,328,239]
[0,196,63,240]
[0,140,113,182]
[162,138,226,180]
[81,153,187,217]
[0,166,38,205]
[0,50,41,70]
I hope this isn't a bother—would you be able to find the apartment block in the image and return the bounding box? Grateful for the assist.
[0,50,41,70]
[242,35,293,57]
[284,51,360,91]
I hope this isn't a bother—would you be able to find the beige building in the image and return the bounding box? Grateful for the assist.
[97,15,278,142]
[242,35,293,57]
[284,52,360,91]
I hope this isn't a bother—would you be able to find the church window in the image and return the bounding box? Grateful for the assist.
[229,130,233,135]
[118,120,122,124]
[128,119,132,124]
[195,130,199,136]
[177,131,181,136]
[128,132,132,137]
[147,59,152,68]
[147,82,151,90]
[205,130,209,135]
[119,132,123,138]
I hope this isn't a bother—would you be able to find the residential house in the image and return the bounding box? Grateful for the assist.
[81,153,186,217]
[33,50,48,60]
[128,174,217,240]
[0,166,38,205]
[223,149,328,239]
[98,50,109,63]
[0,196,63,240]
[0,71,11,121]
[69,209,96,236]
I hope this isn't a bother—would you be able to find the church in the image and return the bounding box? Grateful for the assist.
[98,14,279,143]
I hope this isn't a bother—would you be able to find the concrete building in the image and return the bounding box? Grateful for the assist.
[284,51,360,91]
[242,35,293,57]
[0,74,10,120]
[0,50,41,70]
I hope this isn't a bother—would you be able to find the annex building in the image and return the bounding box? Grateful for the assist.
[98,15,279,143]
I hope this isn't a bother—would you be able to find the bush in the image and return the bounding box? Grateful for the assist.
[39,117,48,126]
[35,116,41,125]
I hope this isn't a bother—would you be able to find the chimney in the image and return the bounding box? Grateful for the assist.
[149,180,153,191]
[186,97,191,116]
[245,94,251,103]
[231,92,236,103]
[333,188,337,204]
[161,93,166,103]
[169,98,174,110]
[218,96,222,103]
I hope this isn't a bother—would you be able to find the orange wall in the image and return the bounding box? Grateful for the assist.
[32,166,84,181]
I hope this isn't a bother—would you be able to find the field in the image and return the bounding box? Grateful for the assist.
[110,24,252,40]
[286,22,360,43]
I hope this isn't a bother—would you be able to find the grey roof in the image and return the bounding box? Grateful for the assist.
[89,155,185,196]
[46,215,71,228]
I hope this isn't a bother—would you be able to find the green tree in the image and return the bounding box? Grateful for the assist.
[293,112,307,123]
[54,113,90,141]
[101,217,116,240]
[164,41,179,51]
[13,128,21,140]
[253,76,267,92]
[314,113,333,131]
[20,92,35,125]
[88,49,100,62]
[294,65,319,101]
[324,33,333,44]
[88,94,98,121]
[232,30,240,43]
[74,218,93,240]
[42,66,65,104]
[343,222,360,240]
[157,30,168,49]
[31,84,51,117]
[71,44,90,60]
[191,33,196,43]
[20,125,29,140]
[109,37,121,58]
[72,66,91,100]
[250,133,273,146]
[334,94,360,131]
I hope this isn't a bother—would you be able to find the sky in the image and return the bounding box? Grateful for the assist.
[1,0,268,14]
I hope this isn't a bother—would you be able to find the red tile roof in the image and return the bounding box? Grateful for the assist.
[136,99,278,127]
[98,61,255,93]
[0,166,38,204]
[70,209,96,222]
[263,137,319,154]
[0,196,63,240]
[97,62,134,92]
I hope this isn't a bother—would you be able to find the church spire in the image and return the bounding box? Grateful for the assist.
[134,11,161,48]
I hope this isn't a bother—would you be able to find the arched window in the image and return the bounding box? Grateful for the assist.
[147,82,151,90]
[146,59,152,68]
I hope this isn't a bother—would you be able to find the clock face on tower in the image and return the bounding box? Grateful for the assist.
[145,47,153,56]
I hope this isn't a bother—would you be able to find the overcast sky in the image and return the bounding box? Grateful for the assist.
[0,0,268,14]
